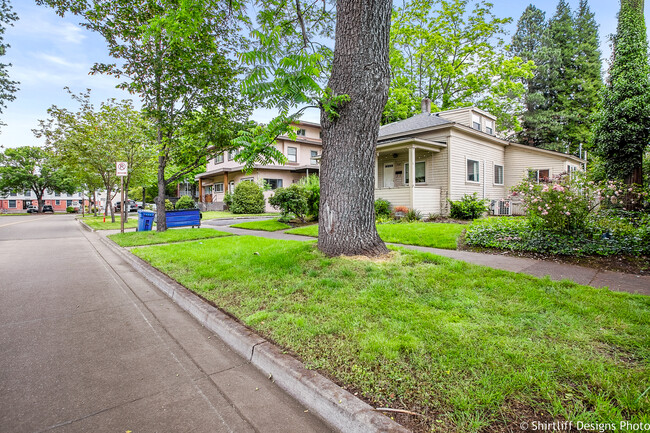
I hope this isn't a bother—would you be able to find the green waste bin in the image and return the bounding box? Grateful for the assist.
[137,210,155,231]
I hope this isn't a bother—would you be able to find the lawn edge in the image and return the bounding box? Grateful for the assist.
[77,219,96,232]
[97,234,409,433]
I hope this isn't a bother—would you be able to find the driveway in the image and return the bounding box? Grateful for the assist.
[0,215,331,433]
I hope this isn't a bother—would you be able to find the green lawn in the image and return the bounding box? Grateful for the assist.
[286,222,466,249]
[202,211,280,220]
[108,228,232,247]
[79,215,140,230]
[230,219,291,232]
[133,236,649,432]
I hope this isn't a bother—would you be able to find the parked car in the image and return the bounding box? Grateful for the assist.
[26,205,38,213]
[114,200,142,213]
[42,205,54,213]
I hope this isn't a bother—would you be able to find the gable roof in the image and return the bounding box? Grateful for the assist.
[379,113,451,138]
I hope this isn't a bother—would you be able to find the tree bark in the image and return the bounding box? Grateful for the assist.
[155,152,168,232]
[318,0,392,257]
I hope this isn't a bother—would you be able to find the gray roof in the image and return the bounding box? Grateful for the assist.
[379,113,452,138]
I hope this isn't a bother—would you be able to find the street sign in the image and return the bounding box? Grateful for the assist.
[116,161,128,176]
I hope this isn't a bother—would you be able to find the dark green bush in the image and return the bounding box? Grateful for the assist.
[299,175,320,218]
[464,216,650,257]
[448,193,488,220]
[174,195,196,210]
[374,199,391,218]
[223,192,233,208]
[269,184,308,221]
[66,206,76,213]
[230,181,265,214]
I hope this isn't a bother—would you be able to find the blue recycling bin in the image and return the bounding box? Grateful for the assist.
[137,210,155,232]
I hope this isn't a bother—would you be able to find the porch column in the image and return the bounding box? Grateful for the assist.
[198,178,203,203]
[224,172,229,193]
[374,153,378,190]
[409,145,415,209]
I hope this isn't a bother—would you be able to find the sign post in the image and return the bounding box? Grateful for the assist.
[116,162,128,234]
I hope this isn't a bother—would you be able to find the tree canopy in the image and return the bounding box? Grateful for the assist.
[0,0,18,124]
[0,146,75,211]
[384,0,534,132]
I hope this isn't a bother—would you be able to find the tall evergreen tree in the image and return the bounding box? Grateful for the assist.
[593,1,650,186]
[511,5,547,147]
[572,0,602,152]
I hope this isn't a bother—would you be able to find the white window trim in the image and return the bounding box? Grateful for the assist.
[214,183,224,193]
[528,168,551,183]
[8,200,16,208]
[466,157,480,183]
[287,146,298,163]
[493,163,504,186]
[404,160,427,184]
[310,150,318,165]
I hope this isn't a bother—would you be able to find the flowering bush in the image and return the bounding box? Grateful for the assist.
[511,173,593,232]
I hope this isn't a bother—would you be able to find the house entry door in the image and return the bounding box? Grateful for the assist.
[383,164,395,188]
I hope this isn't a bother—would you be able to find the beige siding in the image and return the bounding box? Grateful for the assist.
[438,110,470,125]
[448,130,507,202]
[504,146,578,190]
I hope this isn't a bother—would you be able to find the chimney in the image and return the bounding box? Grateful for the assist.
[421,98,431,114]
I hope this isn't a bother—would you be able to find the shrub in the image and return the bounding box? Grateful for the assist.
[299,175,320,218]
[448,193,488,220]
[66,206,76,213]
[230,181,265,214]
[404,208,422,222]
[269,184,308,221]
[393,206,409,214]
[164,199,175,211]
[223,192,233,208]
[374,198,391,218]
[174,195,196,210]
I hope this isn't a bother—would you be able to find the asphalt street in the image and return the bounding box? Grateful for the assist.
[0,214,332,433]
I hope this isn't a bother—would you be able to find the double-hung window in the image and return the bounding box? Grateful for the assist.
[310,150,318,165]
[485,120,494,135]
[467,159,480,182]
[404,161,426,184]
[472,114,481,131]
[214,183,224,193]
[287,147,297,163]
[264,179,283,189]
[296,129,306,136]
[494,164,504,185]
[214,153,224,164]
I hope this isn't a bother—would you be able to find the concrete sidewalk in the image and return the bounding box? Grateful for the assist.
[1,215,333,433]
[200,224,649,296]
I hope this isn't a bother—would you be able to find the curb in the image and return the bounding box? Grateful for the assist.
[77,219,95,232]
[97,235,410,433]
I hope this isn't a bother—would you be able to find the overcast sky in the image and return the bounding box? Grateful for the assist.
[2,0,649,149]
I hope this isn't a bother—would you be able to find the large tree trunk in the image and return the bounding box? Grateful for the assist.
[317,0,392,257]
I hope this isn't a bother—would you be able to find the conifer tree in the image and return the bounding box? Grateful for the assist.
[593,1,650,186]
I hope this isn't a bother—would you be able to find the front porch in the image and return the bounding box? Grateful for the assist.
[374,137,447,215]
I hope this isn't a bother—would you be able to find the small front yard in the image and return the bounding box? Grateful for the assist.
[230,219,291,232]
[202,211,279,220]
[108,228,232,247]
[286,222,466,250]
[79,215,140,230]
[132,236,650,433]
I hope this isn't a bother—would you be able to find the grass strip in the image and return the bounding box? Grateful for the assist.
[108,228,231,247]
[230,219,291,232]
[133,236,649,432]
[286,222,465,250]
[79,215,140,230]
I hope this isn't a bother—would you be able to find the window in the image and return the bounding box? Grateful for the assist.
[528,169,550,183]
[25,200,32,206]
[494,164,504,185]
[9,190,16,196]
[55,200,60,205]
[213,183,223,193]
[310,150,318,165]
[567,164,578,178]
[24,190,31,197]
[67,193,73,197]
[264,178,283,189]
[485,120,494,135]
[467,159,480,182]
[472,114,481,131]
[214,153,224,164]
[319,131,323,139]
[55,191,60,197]
[8,200,16,208]
[404,161,426,184]
[66,200,72,207]
[228,149,239,161]
[287,147,297,162]
[296,128,306,136]
[204,185,212,195]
